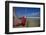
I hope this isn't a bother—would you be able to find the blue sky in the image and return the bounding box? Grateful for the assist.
[13,7,40,17]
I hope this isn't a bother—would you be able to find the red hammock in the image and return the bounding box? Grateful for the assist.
[15,16,26,27]
[21,16,26,26]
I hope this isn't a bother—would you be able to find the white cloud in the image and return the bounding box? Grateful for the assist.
[30,12,40,17]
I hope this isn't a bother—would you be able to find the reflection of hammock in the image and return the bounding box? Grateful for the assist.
[13,12,21,26]
[14,11,20,21]
[13,12,26,27]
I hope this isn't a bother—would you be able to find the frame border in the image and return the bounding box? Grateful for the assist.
[5,1,45,34]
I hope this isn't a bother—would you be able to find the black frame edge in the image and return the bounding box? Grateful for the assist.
[5,1,9,34]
